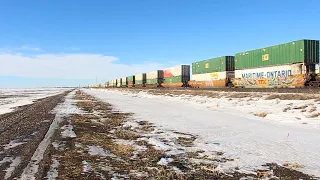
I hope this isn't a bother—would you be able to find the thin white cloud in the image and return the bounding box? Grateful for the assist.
[0,48,13,53]
[65,47,80,51]
[20,45,42,51]
[0,53,169,81]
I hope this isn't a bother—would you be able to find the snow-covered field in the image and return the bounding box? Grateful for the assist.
[84,88,320,177]
[0,88,71,115]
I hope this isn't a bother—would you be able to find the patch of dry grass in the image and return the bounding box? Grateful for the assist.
[177,136,196,147]
[114,129,140,140]
[254,112,268,118]
[265,94,316,100]
[228,93,252,99]
[283,107,291,112]
[306,112,320,118]
[112,143,135,158]
[293,105,308,110]
[309,106,317,113]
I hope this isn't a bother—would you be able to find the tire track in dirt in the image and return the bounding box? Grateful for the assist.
[0,89,72,179]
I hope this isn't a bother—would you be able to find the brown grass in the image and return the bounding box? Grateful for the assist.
[293,105,308,110]
[114,129,140,140]
[306,112,320,118]
[309,106,317,113]
[254,112,268,118]
[112,143,134,158]
[141,126,155,132]
[177,136,196,147]
[283,107,291,112]
[265,94,316,100]
[227,93,252,99]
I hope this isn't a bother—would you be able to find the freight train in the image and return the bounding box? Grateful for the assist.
[92,39,320,89]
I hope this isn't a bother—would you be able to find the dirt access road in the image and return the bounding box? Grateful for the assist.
[0,90,71,179]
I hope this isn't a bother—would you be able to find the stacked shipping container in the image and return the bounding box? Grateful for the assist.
[113,79,117,87]
[127,75,135,87]
[232,39,320,87]
[162,65,190,87]
[117,78,121,87]
[146,70,164,87]
[121,77,127,87]
[91,39,320,89]
[189,56,235,87]
[135,73,146,87]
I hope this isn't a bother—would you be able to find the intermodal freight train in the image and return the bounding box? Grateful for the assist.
[93,39,320,89]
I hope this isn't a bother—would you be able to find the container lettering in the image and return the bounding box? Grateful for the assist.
[241,70,292,79]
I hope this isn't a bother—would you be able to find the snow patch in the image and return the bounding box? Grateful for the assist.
[84,89,320,177]
[0,88,71,115]
[0,156,21,179]
[60,124,77,138]
[157,157,174,165]
[82,161,91,173]
[87,145,117,158]
[45,157,59,180]
[19,90,80,180]
[3,140,26,150]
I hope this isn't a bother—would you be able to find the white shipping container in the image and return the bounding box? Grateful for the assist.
[147,70,159,79]
[135,74,144,81]
[164,65,190,77]
[117,78,121,87]
[316,64,319,74]
[192,71,232,81]
[121,77,126,82]
[164,66,182,77]
[235,64,304,79]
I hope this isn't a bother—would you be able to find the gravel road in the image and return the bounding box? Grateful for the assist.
[0,90,72,179]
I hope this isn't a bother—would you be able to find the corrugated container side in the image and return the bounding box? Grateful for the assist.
[192,72,228,81]
[164,65,182,77]
[304,40,319,64]
[235,39,319,70]
[117,78,121,87]
[128,76,134,81]
[146,70,164,85]
[121,77,127,86]
[135,73,146,84]
[162,65,190,86]
[146,70,159,79]
[181,65,190,83]
[193,56,234,75]
[226,56,235,71]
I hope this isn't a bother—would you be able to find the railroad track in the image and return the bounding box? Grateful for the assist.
[101,86,320,94]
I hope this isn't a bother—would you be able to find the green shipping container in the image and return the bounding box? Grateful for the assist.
[193,56,235,75]
[128,76,134,82]
[146,79,159,84]
[135,80,144,84]
[163,75,190,84]
[235,39,319,70]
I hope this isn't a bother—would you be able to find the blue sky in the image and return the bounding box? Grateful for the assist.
[0,0,319,88]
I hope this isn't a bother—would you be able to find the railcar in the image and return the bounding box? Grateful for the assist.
[161,65,190,87]
[188,56,235,88]
[99,39,319,89]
